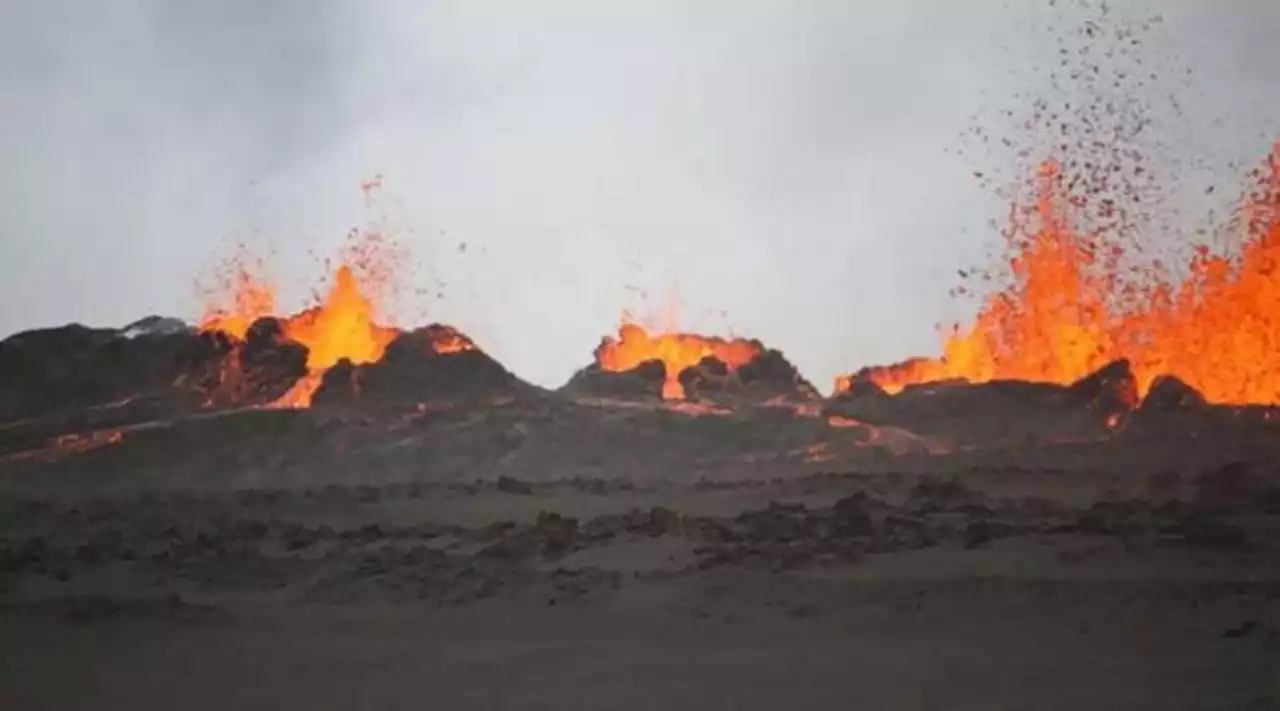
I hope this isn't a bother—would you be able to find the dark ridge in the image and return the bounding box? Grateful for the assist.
[1140,375,1208,412]
[680,349,820,406]
[310,324,537,408]
[189,317,309,408]
[0,317,306,456]
[558,360,668,400]
[823,359,1137,447]
[560,345,818,408]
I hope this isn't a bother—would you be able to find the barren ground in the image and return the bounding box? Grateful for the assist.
[1,398,1278,709]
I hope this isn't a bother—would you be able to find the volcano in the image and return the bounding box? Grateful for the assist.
[561,321,819,408]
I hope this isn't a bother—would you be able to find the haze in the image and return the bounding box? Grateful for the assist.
[2,0,1277,391]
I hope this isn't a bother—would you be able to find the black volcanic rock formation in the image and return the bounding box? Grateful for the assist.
[0,317,296,459]
[184,317,309,407]
[0,316,306,443]
[559,360,668,401]
[0,319,232,422]
[1127,374,1280,437]
[679,349,820,407]
[1139,375,1209,412]
[824,359,1138,446]
[310,324,536,408]
[559,345,819,408]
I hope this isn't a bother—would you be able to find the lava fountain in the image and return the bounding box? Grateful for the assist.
[197,245,276,340]
[843,145,1280,405]
[595,320,762,400]
[197,224,414,408]
[269,265,400,408]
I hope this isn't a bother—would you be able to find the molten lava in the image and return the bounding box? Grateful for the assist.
[198,247,276,340]
[595,321,762,400]
[846,146,1280,405]
[268,265,400,408]
[198,249,481,408]
[197,226,411,408]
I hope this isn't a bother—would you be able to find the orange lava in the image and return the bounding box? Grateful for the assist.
[198,229,408,408]
[199,258,479,408]
[428,326,479,356]
[846,146,1280,405]
[595,321,762,400]
[268,266,399,408]
[193,180,488,408]
[198,247,276,340]
[283,266,398,372]
[826,415,864,429]
[53,430,125,456]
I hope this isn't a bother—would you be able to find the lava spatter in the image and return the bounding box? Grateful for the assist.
[594,321,762,400]
[838,3,1280,406]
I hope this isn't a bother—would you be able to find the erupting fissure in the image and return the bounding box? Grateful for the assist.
[268,265,400,408]
[842,146,1280,405]
[595,321,762,400]
[197,222,422,408]
[198,238,484,408]
[197,247,276,341]
[198,261,401,409]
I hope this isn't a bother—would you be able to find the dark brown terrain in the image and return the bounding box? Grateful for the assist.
[1,322,1278,710]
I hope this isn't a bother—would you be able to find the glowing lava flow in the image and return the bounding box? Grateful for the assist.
[595,321,762,399]
[844,146,1280,405]
[269,265,400,408]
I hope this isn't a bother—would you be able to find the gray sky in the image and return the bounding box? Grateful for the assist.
[2,1,1278,390]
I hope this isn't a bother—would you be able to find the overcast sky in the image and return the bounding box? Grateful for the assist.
[2,1,1278,389]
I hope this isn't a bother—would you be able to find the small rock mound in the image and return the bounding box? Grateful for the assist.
[311,324,535,408]
[0,318,304,421]
[1140,375,1208,412]
[679,349,820,407]
[1069,358,1139,415]
[824,359,1137,446]
[560,346,818,407]
[559,360,668,401]
[1129,374,1280,435]
[185,317,309,407]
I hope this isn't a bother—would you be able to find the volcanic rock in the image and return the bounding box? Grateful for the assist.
[1071,359,1140,415]
[119,316,190,338]
[560,347,819,408]
[310,324,534,408]
[1129,374,1280,438]
[679,349,821,407]
[1140,375,1208,412]
[1190,462,1269,508]
[189,318,309,407]
[823,359,1138,447]
[0,321,243,421]
[559,360,668,401]
[0,324,141,420]
[0,316,308,459]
